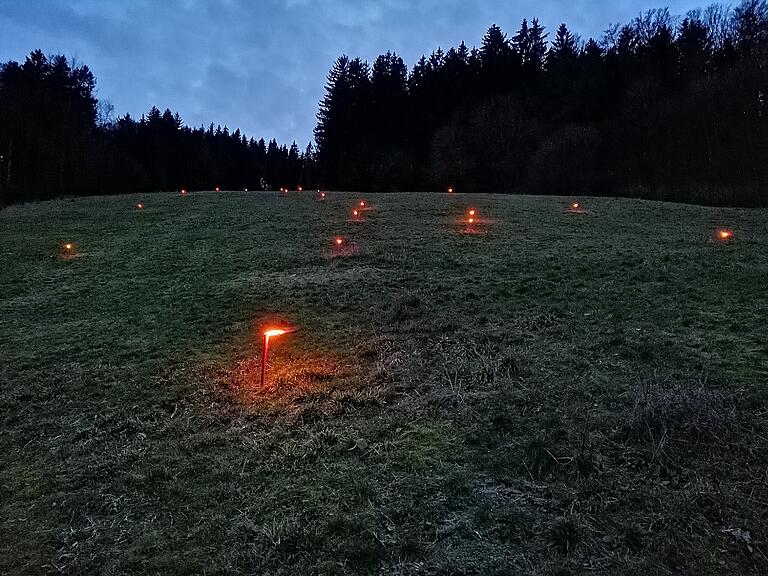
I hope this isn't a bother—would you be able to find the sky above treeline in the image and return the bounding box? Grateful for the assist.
[1,0,706,145]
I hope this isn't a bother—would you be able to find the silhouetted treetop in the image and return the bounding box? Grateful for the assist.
[313,0,768,206]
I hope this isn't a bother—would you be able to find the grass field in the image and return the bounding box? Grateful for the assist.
[1,191,767,575]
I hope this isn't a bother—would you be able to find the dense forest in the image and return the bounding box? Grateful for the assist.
[1,1,767,206]
[0,51,316,205]
[317,1,768,205]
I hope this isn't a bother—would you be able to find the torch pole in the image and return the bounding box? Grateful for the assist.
[260,334,270,387]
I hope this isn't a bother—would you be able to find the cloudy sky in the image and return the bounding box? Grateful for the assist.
[0,0,704,146]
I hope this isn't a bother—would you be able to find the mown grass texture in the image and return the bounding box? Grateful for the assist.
[1,191,767,575]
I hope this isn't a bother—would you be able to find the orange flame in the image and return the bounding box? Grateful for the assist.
[64,243,73,250]
[215,187,220,192]
[335,237,344,245]
[468,209,476,216]
[353,209,359,216]
[136,203,144,209]
[298,186,303,191]
[263,328,287,338]
[360,201,366,207]
[468,218,475,224]
[719,230,732,239]
[448,187,454,193]
[572,203,579,209]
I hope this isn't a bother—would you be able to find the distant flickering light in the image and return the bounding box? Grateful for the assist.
[719,229,733,240]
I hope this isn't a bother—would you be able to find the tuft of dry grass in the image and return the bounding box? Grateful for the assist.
[627,376,735,443]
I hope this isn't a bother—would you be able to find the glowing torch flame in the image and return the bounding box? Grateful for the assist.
[263,328,287,338]
[64,243,73,250]
[719,230,733,240]
[448,187,454,193]
[261,327,291,387]
[136,202,144,209]
[335,238,344,245]
[468,209,476,216]
[353,209,359,216]
[572,203,579,209]
[360,201,366,208]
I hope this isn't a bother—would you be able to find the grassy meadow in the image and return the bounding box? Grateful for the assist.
[1,191,767,575]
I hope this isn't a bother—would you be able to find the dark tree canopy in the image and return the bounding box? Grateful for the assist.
[0,53,315,205]
[1,1,767,207]
[0,51,97,203]
[315,1,768,206]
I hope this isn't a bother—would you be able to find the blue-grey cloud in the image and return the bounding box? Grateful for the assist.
[0,0,705,145]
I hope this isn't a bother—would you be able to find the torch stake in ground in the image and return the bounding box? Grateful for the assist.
[260,328,293,387]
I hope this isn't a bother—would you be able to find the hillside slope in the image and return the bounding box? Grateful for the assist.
[1,191,767,575]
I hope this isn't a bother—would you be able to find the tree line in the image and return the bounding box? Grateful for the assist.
[316,1,768,206]
[0,50,316,205]
[1,2,767,206]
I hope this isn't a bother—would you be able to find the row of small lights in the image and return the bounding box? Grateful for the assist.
[260,193,735,385]
[66,193,737,254]
[63,192,738,260]
[60,187,737,386]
